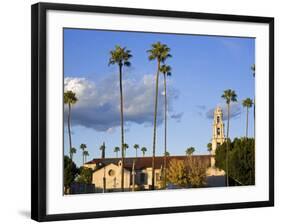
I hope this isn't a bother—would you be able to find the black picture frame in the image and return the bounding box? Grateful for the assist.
[31,2,274,222]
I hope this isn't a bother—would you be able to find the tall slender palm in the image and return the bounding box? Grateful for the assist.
[114,146,120,158]
[80,143,87,164]
[250,64,255,185]
[64,90,78,158]
[221,89,237,186]
[160,64,172,189]
[251,64,255,77]
[70,147,76,161]
[100,142,106,159]
[251,64,255,136]
[83,150,89,163]
[242,98,253,138]
[109,45,132,191]
[133,144,139,158]
[207,143,212,154]
[147,42,171,190]
[123,143,129,157]
[141,147,147,157]
[186,147,195,156]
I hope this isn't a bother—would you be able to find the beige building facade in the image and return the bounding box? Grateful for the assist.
[85,156,211,192]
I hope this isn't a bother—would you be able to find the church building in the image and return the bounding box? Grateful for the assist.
[83,106,226,191]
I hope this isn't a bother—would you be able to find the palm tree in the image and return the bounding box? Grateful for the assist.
[250,64,256,185]
[114,146,120,158]
[242,98,253,138]
[147,42,171,190]
[80,143,87,164]
[64,90,78,158]
[251,64,255,137]
[207,143,212,154]
[141,147,147,157]
[221,89,238,186]
[133,144,139,157]
[251,64,255,78]
[100,142,106,159]
[70,147,76,161]
[83,150,89,163]
[123,143,129,157]
[160,64,172,189]
[164,151,170,156]
[109,45,132,192]
[186,147,195,156]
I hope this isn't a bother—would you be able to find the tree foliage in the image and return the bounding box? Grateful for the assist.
[64,156,78,192]
[186,157,207,187]
[167,158,207,188]
[167,159,188,187]
[215,138,255,185]
[76,167,93,184]
[185,147,195,156]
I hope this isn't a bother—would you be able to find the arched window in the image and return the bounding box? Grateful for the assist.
[217,116,220,123]
[217,127,220,135]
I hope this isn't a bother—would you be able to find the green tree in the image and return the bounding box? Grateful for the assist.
[77,166,93,184]
[114,146,120,158]
[160,64,172,189]
[221,89,238,186]
[64,156,78,194]
[147,42,171,190]
[109,45,132,192]
[141,147,147,157]
[215,138,255,185]
[70,147,77,161]
[186,147,195,156]
[242,98,253,138]
[133,144,139,157]
[80,143,87,164]
[64,90,78,159]
[207,143,212,154]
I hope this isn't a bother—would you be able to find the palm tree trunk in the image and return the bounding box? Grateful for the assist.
[254,98,255,137]
[152,60,161,190]
[119,64,125,192]
[163,74,167,189]
[67,103,72,158]
[226,103,230,187]
[246,107,249,138]
[136,149,137,158]
[252,98,255,184]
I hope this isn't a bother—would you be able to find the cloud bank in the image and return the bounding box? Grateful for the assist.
[64,75,182,132]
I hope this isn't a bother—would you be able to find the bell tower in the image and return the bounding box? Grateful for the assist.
[211,107,225,167]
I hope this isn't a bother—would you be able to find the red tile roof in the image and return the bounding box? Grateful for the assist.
[85,155,212,170]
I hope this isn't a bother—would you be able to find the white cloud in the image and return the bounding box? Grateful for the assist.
[64,75,181,132]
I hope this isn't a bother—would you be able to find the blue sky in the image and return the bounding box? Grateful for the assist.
[63,28,255,167]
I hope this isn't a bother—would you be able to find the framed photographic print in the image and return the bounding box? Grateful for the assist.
[31,2,274,222]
